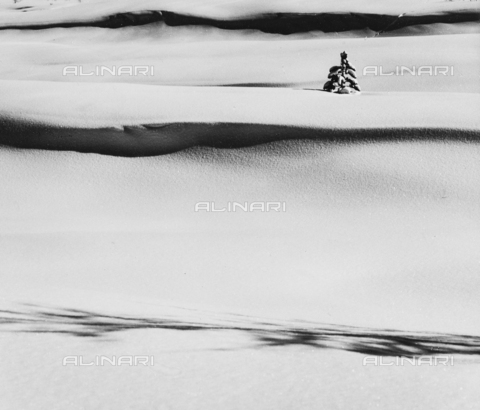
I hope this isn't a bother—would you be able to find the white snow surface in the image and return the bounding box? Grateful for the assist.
[1,1,480,409]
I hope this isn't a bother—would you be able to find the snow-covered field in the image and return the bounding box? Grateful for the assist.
[1,0,480,409]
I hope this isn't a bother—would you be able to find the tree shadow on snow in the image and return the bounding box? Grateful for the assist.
[1,305,480,357]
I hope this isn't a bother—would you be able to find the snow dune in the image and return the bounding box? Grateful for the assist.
[0,80,478,155]
[1,0,479,27]
[0,31,477,94]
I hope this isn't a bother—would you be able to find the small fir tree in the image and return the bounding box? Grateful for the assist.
[323,51,361,94]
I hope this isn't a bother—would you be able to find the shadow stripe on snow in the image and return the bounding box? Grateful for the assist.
[0,119,479,157]
[2,305,480,357]
[0,10,479,34]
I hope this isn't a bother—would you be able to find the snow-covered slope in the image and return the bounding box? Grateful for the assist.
[1,1,479,409]
[0,80,478,155]
[2,0,480,27]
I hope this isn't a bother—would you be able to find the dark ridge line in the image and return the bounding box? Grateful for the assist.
[0,120,479,158]
[0,10,479,34]
[160,11,480,35]
[2,306,480,357]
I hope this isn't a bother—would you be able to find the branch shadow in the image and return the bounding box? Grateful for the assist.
[2,306,480,357]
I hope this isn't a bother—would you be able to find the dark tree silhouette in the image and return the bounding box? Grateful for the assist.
[324,51,361,94]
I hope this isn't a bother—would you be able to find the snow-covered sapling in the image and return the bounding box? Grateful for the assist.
[323,51,361,94]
